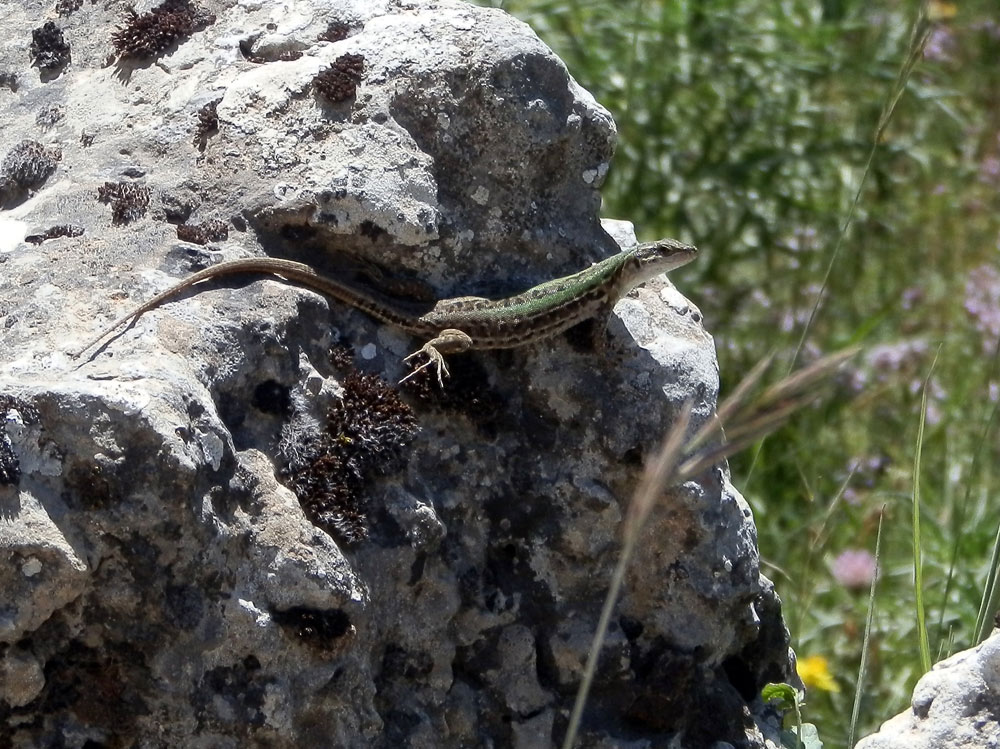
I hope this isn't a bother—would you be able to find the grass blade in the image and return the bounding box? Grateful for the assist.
[789,7,930,370]
[562,348,854,747]
[912,349,938,674]
[560,402,693,749]
[974,516,1000,642]
[848,507,885,748]
[942,336,1000,640]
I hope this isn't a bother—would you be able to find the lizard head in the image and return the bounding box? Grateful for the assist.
[627,237,698,286]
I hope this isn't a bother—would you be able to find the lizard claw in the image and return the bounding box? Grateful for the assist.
[400,344,450,387]
[399,330,471,387]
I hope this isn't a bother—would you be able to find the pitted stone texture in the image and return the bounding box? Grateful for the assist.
[856,630,1000,749]
[0,0,791,746]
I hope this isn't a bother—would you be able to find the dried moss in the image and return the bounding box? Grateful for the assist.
[0,395,39,486]
[24,224,84,244]
[192,98,220,149]
[0,140,61,206]
[278,355,418,543]
[35,105,64,128]
[111,0,214,60]
[55,0,84,15]
[176,219,228,245]
[31,21,71,70]
[313,53,364,103]
[318,22,353,43]
[97,180,151,225]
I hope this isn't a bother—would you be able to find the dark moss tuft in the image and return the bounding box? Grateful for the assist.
[0,395,39,486]
[97,180,151,225]
[0,140,61,207]
[24,224,84,244]
[56,0,84,15]
[278,360,418,543]
[112,0,215,61]
[192,98,221,149]
[31,21,71,71]
[176,219,228,245]
[1,441,21,486]
[313,53,364,103]
[35,105,64,128]
[327,343,355,371]
[318,22,353,43]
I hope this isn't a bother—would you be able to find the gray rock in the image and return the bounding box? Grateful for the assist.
[0,0,792,746]
[856,630,1000,749]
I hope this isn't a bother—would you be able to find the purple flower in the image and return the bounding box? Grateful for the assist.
[831,549,878,589]
[845,340,933,395]
[786,226,819,253]
[844,453,890,494]
[749,288,772,310]
[980,156,1000,184]
[923,26,955,62]
[901,286,924,311]
[868,340,929,373]
[965,265,1000,352]
[972,19,1000,40]
[917,378,946,426]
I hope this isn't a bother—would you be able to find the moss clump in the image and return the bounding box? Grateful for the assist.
[31,22,71,70]
[97,181,151,225]
[0,140,61,206]
[313,53,365,103]
[112,0,214,61]
[279,356,418,542]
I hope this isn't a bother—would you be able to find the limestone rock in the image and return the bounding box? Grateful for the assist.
[856,630,1000,749]
[0,0,792,745]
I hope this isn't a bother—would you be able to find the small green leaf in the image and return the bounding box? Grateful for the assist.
[762,682,799,710]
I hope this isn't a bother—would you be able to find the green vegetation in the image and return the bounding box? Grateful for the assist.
[477,0,1000,744]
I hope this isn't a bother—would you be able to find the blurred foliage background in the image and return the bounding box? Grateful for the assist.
[475,0,1000,745]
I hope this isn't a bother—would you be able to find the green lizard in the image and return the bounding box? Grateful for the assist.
[72,239,697,384]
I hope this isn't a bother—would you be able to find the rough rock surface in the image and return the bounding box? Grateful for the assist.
[856,630,1000,749]
[0,0,793,746]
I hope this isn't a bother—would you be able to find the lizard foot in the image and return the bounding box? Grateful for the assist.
[398,329,473,387]
[400,344,450,387]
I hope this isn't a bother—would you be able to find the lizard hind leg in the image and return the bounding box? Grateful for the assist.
[399,329,474,387]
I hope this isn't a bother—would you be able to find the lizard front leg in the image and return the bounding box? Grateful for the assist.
[585,299,617,353]
[400,329,474,386]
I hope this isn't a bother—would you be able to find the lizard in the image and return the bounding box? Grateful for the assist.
[71,238,698,384]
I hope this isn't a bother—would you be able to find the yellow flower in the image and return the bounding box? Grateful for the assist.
[797,654,840,693]
[928,0,958,21]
